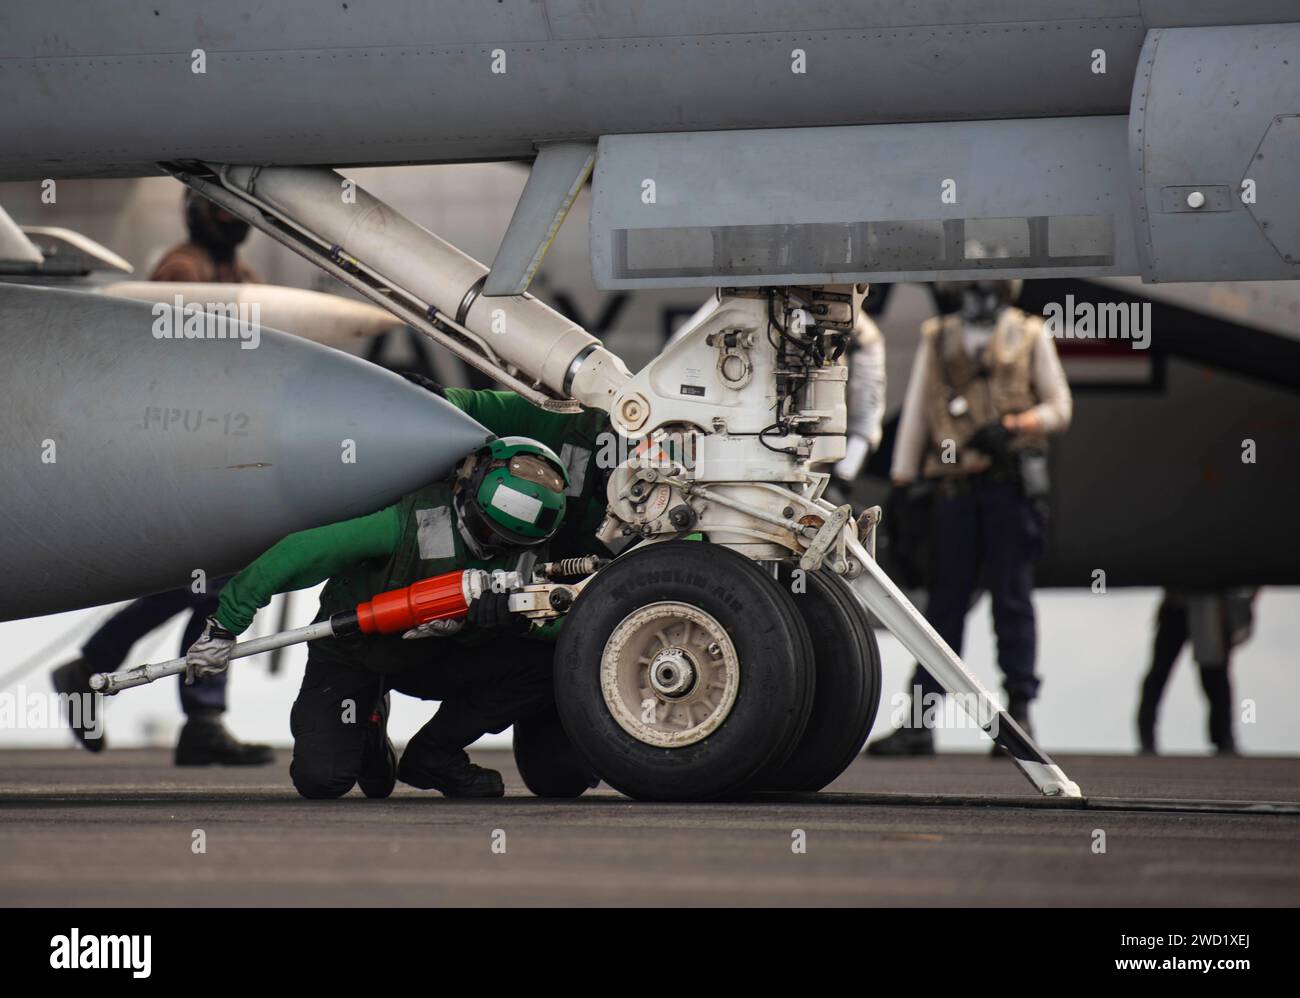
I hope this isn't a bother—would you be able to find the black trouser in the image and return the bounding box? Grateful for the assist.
[1138,596,1235,750]
[288,633,589,799]
[80,586,226,715]
[912,479,1044,703]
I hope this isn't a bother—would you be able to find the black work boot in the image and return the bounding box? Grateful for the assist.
[992,694,1034,757]
[1136,714,1158,756]
[357,693,397,799]
[398,745,504,797]
[1136,674,1161,755]
[1199,665,1238,756]
[51,658,107,752]
[866,724,935,757]
[175,710,275,766]
[399,705,506,797]
[1136,699,1159,755]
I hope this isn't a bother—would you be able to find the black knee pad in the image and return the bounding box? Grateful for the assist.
[289,655,379,800]
[290,757,357,800]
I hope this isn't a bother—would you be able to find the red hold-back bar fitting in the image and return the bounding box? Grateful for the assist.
[354,569,469,635]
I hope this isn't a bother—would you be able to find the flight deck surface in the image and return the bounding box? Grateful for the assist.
[3,749,1296,907]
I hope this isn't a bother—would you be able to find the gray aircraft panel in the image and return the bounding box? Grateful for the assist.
[1131,24,1300,282]
[9,1,1291,52]
[0,1,554,53]
[590,116,1139,288]
[1138,0,1300,28]
[542,1,1145,37]
[2,1,1299,293]
[0,283,491,621]
[4,2,1298,182]
[0,5,1160,180]
[484,141,596,297]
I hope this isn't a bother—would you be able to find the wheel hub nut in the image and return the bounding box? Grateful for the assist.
[649,648,696,699]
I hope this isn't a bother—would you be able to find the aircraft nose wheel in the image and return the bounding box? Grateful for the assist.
[602,602,740,747]
[555,541,814,800]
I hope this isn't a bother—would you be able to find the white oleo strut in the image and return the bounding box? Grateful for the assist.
[221,165,631,412]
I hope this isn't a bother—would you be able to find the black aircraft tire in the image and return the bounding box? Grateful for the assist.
[756,567,883,792]
[554,541,814,801]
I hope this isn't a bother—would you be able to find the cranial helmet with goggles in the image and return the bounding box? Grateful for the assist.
[453,437,569,557]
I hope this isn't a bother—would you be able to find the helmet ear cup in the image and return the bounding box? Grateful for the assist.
[456,453,498,545]
[456,487,504,554]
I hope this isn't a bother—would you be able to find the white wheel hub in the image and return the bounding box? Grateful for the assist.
[600,601,740,747]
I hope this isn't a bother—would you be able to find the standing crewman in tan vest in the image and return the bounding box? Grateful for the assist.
[869,277,1072,756]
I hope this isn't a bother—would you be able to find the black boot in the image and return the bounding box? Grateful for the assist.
[1137,686,1159,755]
[51,658,107,752]
[357,693,397,799]
[175,710,274,766]
[398,745,504,797]
[866,723,935,757]
[1137,716,1158,756]
[399,704,505,797]
[1199,664,1237,756]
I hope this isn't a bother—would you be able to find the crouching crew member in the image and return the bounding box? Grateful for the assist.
[183,436,598,799]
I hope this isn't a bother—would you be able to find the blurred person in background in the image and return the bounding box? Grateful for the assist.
[868,275,1072,756]
[151,188,261,283]
[826,293,887,505]
[1137,588,1259,755]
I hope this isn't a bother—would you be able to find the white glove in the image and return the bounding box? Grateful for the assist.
[401,618,465,640]
[834,434,871,481]
[184,616,236,684]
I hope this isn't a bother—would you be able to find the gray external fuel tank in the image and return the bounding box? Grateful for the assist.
[0,283,491,620]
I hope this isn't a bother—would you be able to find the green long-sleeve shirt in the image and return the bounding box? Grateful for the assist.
[441,386,582,454]
[215,505,401,633]
[214,387,604,635]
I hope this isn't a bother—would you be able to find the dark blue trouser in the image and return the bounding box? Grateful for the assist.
[913,479,1044,702]
[81,585,227,714]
